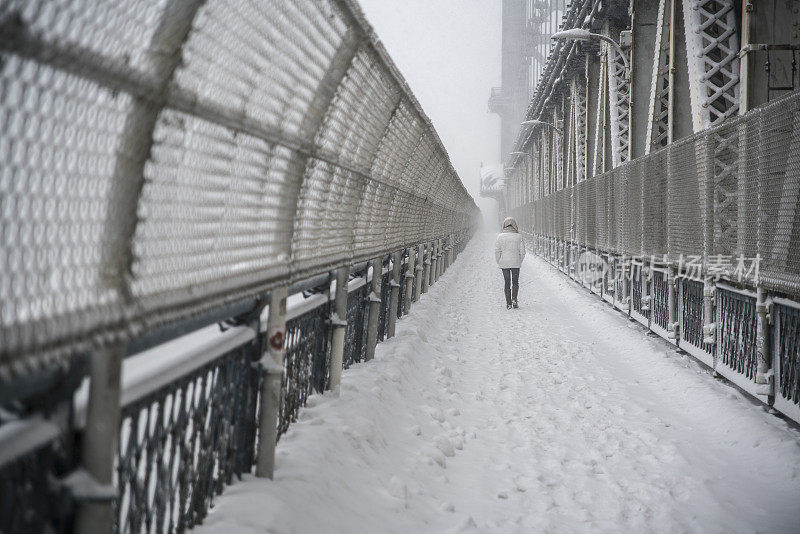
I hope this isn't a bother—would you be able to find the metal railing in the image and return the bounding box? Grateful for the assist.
[514,90,800,424]
[0,0,479,531]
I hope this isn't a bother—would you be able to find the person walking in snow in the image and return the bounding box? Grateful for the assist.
[495,217,526,309]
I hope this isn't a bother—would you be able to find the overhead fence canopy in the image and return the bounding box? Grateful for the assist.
[0,0,479,382]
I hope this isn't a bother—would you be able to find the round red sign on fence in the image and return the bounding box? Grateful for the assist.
[269,330,285,351]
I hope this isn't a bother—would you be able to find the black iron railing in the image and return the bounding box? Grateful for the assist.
[115,343,259,534]
[282,302,333,436]
[680,278,707,350]
[716,289,757,380]
[775,304,800,406]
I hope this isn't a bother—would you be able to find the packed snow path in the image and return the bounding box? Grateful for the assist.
[196,233,800,534]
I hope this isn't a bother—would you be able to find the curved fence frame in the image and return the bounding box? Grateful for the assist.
[0,1,479,532]
[0,0,478,378]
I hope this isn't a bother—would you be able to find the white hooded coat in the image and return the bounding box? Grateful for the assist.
[495,217,526,269]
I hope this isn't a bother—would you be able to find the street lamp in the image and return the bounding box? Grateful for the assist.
[520,119,563,136]
[551,28,630,79]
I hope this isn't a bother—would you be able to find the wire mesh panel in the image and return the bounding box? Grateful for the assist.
[754,94,800,294]
[716,288,757,381]
[622,159,644,257]
[0,0,479,388]
[116,344,259,534]
[642,152,667,258]
[775,304,800,408]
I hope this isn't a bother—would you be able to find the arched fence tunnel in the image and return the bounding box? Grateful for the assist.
[0,1,478,532]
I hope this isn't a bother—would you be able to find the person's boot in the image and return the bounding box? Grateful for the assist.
[511,284,519,308]
[504,288,512,309]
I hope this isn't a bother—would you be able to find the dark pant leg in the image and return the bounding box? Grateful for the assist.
[502,268,512,305]
[510,268,519,300]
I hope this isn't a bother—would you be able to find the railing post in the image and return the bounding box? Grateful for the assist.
[415,244,424,301]
[447,234,454,268]
[404,247,416,313]
[421,244,430,294]
[622,258,631,314]
[667,266,678,340]
[755,287,774,400]
[255,286,287,479]
[432,239,440,284]
[702,276,717,347]
[642,260,652,317]
[74,342,125,534]
[328,267,349,391]
[387,251,402,338]
[364,258,382,361]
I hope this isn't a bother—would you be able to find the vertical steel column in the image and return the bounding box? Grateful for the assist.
[387,251,402,338]
[415,244,424,300]
[404,247,416,313]
[256,286,287,479]
[73,342,125,534]
[642,262,652,316]
[447,234,454,268]
[702,277,717,347]
[328,267,349,391]
[364,258,382,361]
[433,239,441,282]
[755,287,773,399]
[667,266,678,340]
[421,243,430,294]
[622,258,631,314]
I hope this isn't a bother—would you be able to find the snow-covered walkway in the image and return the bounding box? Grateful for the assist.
[196,233,800,534]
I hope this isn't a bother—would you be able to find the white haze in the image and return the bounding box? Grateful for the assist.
[358,0,502,225]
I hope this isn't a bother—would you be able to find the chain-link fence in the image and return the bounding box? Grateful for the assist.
[0,0,478,387]
[517,91,800,424]
[0,2,479,531]
[519,91,800,295]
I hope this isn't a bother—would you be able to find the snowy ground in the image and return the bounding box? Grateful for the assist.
[195,233,800,534]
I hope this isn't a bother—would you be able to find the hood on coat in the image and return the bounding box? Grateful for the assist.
[502,217,519,233]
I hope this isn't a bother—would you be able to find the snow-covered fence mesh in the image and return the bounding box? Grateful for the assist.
[516,91,800,422]
[521,91,800,295]
[0,1,479,530]
[0,0,478,386]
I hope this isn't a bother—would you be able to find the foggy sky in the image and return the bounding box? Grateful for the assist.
[358,0,502,218]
